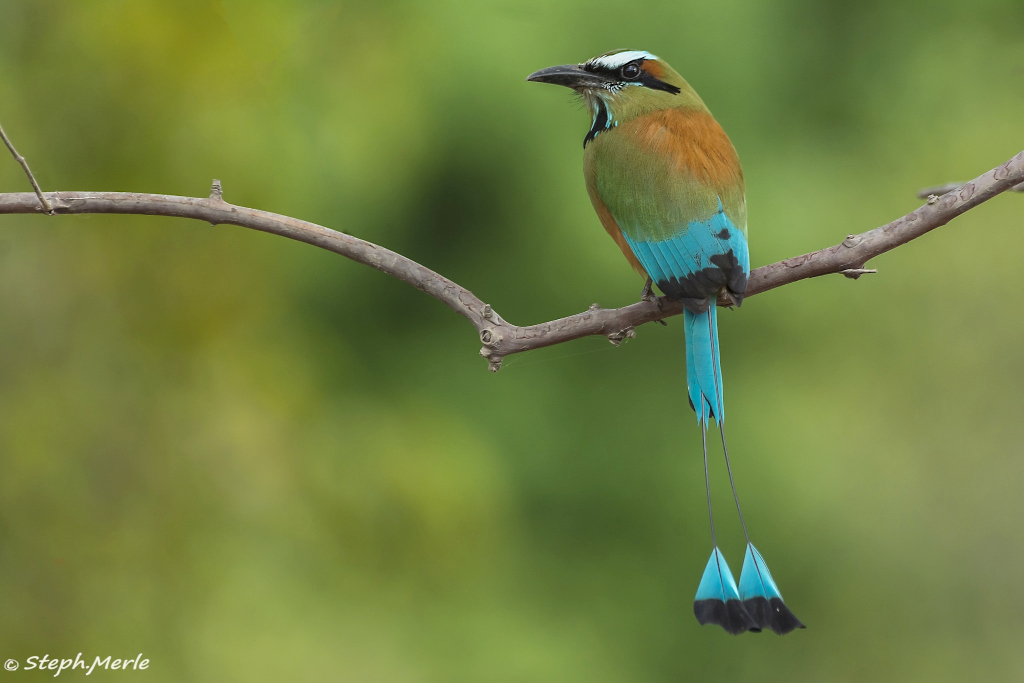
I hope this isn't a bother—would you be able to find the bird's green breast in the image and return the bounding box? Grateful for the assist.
[584,105,747,244]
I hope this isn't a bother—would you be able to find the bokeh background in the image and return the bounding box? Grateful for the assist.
[1,0,1023,680]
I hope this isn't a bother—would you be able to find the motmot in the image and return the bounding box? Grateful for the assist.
[528,50,803,635]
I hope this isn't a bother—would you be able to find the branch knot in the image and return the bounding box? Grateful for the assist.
[606,327,636,346]
[480,328,501,346]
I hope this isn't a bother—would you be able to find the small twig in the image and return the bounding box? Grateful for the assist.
[0,120,53,214]
[839,268,877,280]
[918,181,1024,199]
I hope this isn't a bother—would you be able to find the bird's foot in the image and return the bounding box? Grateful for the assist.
[715,287,742,310]
[640,277,656,303]
[640,278,668,326]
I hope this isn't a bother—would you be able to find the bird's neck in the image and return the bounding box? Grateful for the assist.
[583,83,708,148]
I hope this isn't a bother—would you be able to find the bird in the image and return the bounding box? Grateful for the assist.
[527,49,803,635]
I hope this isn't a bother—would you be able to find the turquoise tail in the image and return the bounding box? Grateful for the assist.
[684,305,723,426]
[686,304,805,636]
[693,547,758,634]
[738,543,805,634]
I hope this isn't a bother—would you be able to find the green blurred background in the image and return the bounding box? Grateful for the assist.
[1,0,1023,680]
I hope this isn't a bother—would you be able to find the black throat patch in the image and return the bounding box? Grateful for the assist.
[584,100,610,148]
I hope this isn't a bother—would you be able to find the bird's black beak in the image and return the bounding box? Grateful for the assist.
[526,64,611,89]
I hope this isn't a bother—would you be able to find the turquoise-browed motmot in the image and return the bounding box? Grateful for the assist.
[528,50,803,635]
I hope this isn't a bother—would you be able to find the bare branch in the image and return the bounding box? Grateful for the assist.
[1,126,1021,371]
[0,186,495,337]
[739,151,1024,303]
[0,121,53,214]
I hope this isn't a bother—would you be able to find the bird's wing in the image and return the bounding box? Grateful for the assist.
[586,107,749,310]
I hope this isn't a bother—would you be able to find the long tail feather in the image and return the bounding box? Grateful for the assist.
[684,306,723,425]
[694,547,758,634]
[686,301,801,636]
[738,543,805,634]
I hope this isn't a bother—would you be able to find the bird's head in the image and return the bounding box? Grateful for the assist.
[527,50,705,144]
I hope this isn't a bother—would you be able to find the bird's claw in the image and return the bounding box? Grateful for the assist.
[640,277,656,303]
[640,278,668,325]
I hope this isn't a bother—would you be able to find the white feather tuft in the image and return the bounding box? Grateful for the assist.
[587,50,658,70]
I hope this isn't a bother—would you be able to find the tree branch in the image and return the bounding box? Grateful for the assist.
[1,127,1021,371]
[0,182,492,333]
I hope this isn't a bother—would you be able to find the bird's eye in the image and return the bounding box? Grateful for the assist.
[621,62,642,79]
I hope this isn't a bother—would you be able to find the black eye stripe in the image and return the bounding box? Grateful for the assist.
[582,56,682,95]
[638,73,682,94]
